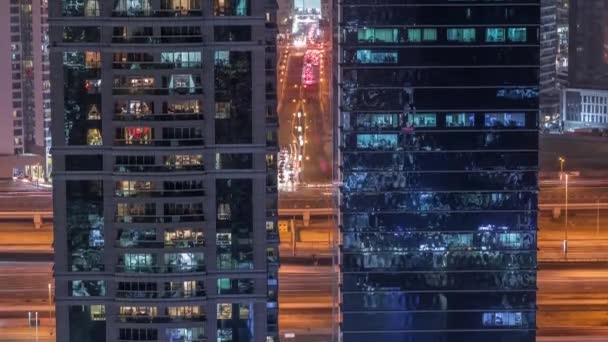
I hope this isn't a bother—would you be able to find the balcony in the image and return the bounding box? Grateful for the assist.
[117,314,206,323]
[116,289,206,299]
[112,87,203,96]
[114,164,205,173]
[114,112,205,121]
[116,240,165,248]
[165,238,205,249]
[115,264,206,274]
[111,36,203,44]
[115,214,205,224]
[112,9,202,17]
[112,61,202,70]
[113,138,204,147]
[115,189,205,198]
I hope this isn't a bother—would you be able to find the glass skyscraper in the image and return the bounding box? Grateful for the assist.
[49,0,279,341]
[338,1,539,341]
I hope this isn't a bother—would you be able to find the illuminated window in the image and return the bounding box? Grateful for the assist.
[217,303,232,319]
[217,203,231,220]
[407,28,421,42]
[485,113,525,127]
[216,233,232,246]
[119,306,157,318]
[266,221,274,232]
[61,0,100,16]
[411,113,436,127]
[508,27,527,42]
[85,51,101,68]
[118,127,153,145]
[422,28,437,41]
[356,134,398,149]
[445,113,474,127]
[90,304,106,321]
[114,0,152,15]
[482,312,523,327]
[161,52,201,68]
[164,229,204,247]
[447,28,476,42]
[123,253,155,272]
[239,303,251,319]
[168,305,201,319]
[357,28,398,43]
[215,101,232,119]
[85,79,101,94]
[486,28,505,42]
[168,74,197,94]
[214,0,249,16]
[355,50,398,64]
[87,104,101,120]
[70,280,106,297]
[87,128,102,145]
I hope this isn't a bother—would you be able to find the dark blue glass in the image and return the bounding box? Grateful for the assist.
[339,1,539,340]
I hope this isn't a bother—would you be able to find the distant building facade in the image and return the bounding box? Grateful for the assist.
[569,0,608,89]
[540,0,569,122]
[562,88,608,131]
[0,0,51,179]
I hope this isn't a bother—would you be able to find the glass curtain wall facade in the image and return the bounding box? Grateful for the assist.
[338,1,540,341]
[569,0,608,89]
[50,0,279,341]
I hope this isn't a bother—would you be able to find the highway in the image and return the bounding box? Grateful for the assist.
[277,18,332,185]
[538,263,608,340]
[0,261,54,341]
[276,10,337,341]
[280,264,335,342]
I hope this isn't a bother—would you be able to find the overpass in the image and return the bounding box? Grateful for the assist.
[279,208,336,226]
[0,211,53,228]
[0,204,603,229]
[539,203,608,211]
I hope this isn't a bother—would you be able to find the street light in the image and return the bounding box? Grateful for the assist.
[559,157,565,180]
[564,173,569,258]
[28,311,39,342]
[48,283,52,325]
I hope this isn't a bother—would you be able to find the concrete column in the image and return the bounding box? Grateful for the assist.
[33,214,42,229]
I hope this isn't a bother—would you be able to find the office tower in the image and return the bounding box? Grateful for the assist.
[49,0,279,341]
[0,0,51,179]
[569,0,608,89]
[338,1,539,341]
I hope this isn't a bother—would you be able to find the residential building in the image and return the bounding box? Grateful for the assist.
[0,0,51,179]
[49,0,279,341]
[540,0,559,120]
[338,1,540,341]
[540,0,570,123]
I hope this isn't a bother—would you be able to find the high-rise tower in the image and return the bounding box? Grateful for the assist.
[50,0,279,340]
[338,1,540,341]
[0,0,51,179]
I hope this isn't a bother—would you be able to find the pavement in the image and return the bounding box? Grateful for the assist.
[538,263,608,339]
